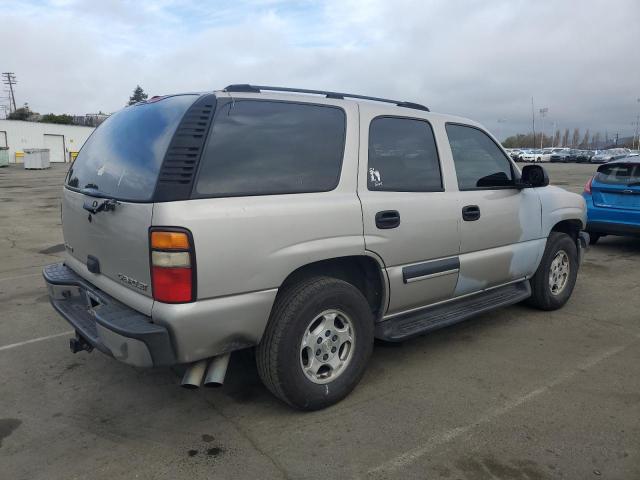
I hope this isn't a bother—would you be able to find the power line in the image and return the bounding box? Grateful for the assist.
[2,72,17,113]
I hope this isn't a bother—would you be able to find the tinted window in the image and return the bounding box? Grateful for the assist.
[596,163,640,185]
[446,124,514,190]
[368,117,442,191]
[195,101,345,196]
[66,95,197,201]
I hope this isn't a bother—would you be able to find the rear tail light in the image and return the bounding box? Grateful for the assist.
[584,176,594,194]
[150,229,195,303]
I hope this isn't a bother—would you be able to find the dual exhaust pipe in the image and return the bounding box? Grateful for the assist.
[181,353,231,389]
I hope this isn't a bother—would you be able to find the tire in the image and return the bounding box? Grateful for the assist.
[589,233,601,245]
[256,276,374,410]
[526,232,578,311]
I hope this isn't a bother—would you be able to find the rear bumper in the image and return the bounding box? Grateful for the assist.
[586,221,640,237]
[43,263,176,367]
[584,194,640,238]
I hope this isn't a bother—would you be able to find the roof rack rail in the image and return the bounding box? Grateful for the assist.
[223,84,429,112]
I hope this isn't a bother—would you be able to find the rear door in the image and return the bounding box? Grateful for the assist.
[358,106,460,315]
[62,94,198,313]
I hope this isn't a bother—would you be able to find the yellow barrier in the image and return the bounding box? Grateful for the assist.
[70,151,79,162]
[15,151,24,163]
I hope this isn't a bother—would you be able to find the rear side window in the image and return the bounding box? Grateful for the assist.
[596,163,640,185]
[195,101,346,197]
[66,95,197,201]
[446,124,514,190]
[368,117,442,191]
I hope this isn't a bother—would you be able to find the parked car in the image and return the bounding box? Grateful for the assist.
[583,157,640,243]
[590,148,632,164]
[575,150,591,163]
[520,149,543,162]
[550,149,578,163]
[541,148,567,162]
[43,84,588,410]
[508,148,525,161]
[588,150,602,161]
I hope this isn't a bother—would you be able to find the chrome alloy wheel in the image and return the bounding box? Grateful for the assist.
[549,250,570,296]
[299,309,355,384]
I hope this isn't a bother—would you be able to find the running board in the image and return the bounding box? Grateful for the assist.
[375,281,531,341]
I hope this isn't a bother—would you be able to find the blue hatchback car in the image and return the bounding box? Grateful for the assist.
[583,156,640,244]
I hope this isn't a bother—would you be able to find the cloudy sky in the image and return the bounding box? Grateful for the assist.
[2,0,639,139]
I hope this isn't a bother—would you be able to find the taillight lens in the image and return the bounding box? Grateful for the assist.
[150,229,195,303]
[584,176,594,194]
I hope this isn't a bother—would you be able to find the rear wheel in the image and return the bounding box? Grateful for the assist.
[527,232,578,310]
[256,276,374,410]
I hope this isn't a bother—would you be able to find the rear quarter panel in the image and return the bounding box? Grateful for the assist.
[151,99,364,301]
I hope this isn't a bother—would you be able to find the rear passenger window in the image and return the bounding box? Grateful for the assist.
[446,124,514,190]
[195,101,345,197]
[368,117,442,191]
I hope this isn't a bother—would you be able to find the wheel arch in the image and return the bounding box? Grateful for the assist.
[550,218,583,242]
[276,255,388,320]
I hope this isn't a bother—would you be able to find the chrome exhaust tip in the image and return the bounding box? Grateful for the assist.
[181,359,208,389]
[203,353,231,388]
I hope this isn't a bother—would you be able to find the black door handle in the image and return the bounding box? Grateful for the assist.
[375,210,400,229]
[462,205,480,221]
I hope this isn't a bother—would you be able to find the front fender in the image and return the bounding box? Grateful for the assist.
[539,186,587,237]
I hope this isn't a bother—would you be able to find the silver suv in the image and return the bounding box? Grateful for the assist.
[44,85,588,410]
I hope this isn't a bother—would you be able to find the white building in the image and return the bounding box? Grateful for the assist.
[0,120,94,163]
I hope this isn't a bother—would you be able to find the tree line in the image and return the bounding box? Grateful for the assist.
[502,128,634,149]
[5,85,149,124]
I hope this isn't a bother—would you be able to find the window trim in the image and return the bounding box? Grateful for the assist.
[367,115,445,193]
[445,122,518,192]
[190,98,348,199]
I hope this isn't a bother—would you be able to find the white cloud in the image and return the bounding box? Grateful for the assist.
[2,0,639,139]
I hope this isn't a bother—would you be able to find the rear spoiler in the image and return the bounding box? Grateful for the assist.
[596,156,639,172]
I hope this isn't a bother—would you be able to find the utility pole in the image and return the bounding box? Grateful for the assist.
[531,97,536,149]
[1,73,17,113]
[539,107,548,149]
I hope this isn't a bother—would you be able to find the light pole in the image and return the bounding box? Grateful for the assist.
[539,107,548,149]
[497,118,507,143]
[634,98,640,150]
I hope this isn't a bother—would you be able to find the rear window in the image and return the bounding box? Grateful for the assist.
[195,100,345,197]
[367,117,442,191]
[596,163,640,185]
[66,95,197,201]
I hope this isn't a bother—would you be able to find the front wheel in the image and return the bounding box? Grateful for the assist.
[526,232,578,310]
[256,276,374,410]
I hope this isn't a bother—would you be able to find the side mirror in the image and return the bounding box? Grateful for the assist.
[519,164,549,188]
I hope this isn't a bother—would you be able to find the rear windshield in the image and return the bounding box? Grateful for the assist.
[596,163,640,185]
[66,95,197,201]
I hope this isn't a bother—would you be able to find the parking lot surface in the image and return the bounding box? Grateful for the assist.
[1,163,639,479]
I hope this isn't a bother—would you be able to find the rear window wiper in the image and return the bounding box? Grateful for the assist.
[82,196,119,214]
